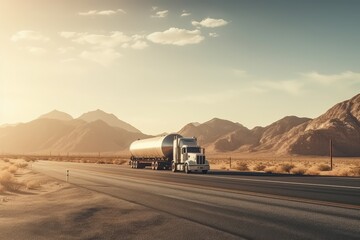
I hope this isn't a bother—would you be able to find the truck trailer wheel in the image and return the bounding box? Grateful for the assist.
[185,164,190,174]
[171,163,177,172]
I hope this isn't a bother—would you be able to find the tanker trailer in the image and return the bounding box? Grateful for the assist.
[129,134,210,173]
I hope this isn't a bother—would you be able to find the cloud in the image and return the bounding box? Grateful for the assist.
[181,10,191,17]
[80,48,121,66]
[192,18,228,28]
[301,71,360,84]
[11,30,49,42]
[131,41,149,50]
[152,10,168,18]
[147,28,204,46]
[57,47,75,54]
[233,69,249,78]
[60,31,132,48]
[78,9,126,16]
[26,47,47,55]
[209,32,219,38]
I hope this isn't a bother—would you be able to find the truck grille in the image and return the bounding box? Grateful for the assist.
[196,155,205,164]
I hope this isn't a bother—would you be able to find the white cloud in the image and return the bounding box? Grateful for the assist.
[26,47,47,55]
[152,6,158,11]
[147,28,204,46]
[192,18,228,28]
[181,10,191,17]
[152,10,168,18]
[11,30,49,42]
[78,9,126,16]
[61,31,131,48]
[80,48,121,66]
[131,41,149,50]
[209,32,219,38]
[302,71,360,84]
[59,32,77,39]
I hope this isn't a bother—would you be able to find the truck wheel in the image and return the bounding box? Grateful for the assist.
[135,161,138,169]
[185,164,190,174]
[154,161,159,170]
[202,170,208,174]
[172,163,177,172]
[151,162,155,170]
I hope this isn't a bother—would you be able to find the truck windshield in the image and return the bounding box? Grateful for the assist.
[187,147,201,153]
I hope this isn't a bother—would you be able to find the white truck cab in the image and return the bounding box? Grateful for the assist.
[172,136,210,174]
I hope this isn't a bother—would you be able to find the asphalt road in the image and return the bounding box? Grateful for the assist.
[34,161,360,240]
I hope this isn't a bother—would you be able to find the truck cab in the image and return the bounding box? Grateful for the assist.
[173,137,210,174]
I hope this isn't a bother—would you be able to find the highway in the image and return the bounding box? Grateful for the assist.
[34,161,360,240]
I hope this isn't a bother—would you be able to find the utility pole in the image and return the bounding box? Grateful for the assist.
[330,139,333,170]
[229,157,232,169]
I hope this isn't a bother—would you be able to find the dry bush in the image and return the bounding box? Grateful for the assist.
[279,163,295,173]
[7,165,18,174]
[0,170,23,192]
[290,167,306,175]
[3,158,9,163]
[26,180,42,190]
[236,162,249,171]
[318,164,331,171]
[350,167,360,176]
[305,166,320,175]
[253,163,266,171]
[113,159,127,165]
[15,162,28,169]
[264,166,276,173]
[220,165,227,170]
[0,184,4,193]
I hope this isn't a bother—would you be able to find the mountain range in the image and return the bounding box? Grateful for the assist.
[0,93,359,156]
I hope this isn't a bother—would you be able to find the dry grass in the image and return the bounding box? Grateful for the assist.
[208,155,360,177]
[0,170,23,192]
[235,162,249,171]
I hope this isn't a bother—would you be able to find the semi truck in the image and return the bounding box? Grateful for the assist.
[129,134,210,174]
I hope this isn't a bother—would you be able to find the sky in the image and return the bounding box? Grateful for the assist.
[0,0,359,135]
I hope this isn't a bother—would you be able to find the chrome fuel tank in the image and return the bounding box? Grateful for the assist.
[130,134,182,160]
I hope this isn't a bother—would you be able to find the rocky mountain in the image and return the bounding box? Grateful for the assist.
[0,117,148,154]
[179,118,242,146]
[179,94,360,156]
[275,94,360,156]
[39,110,73,121]
[78,109,141,133]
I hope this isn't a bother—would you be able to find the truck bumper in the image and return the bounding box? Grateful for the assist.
[189,164,210,171]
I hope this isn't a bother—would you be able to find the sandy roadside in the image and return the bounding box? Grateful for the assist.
[0,159,237,240]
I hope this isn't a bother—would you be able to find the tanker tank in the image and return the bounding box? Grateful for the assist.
[130,134,182,160]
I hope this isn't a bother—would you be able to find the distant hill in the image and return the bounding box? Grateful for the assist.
[275,93,360,156]
[179,94,360,156]
[39,110,73,121]
[0,117,149,154]
[78,109,141,133]
[179,118,242,146]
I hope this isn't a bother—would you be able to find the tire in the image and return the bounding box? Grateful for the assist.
[172,163,177,172]
[135,161,138,169]
[185,164,190,174]
[202,170,208,174]
[151,161,155,170]
[154,161,159,170]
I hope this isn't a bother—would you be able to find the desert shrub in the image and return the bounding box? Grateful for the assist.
[305,166,320,176]
[318,164,331,171]
[15,162,28,169]
[7,165,18,174]
[220,165,227,170]
[0,170,23,192]
[236,162,249,171]
[350,167,360,176]
[264,166,276,173]
[0,184,4,193]
[290,167,306,175]
[279,163,295,173]
[26,180,41,190]
[253,163,266,171]
[3,158,9,163]
[113,159,127,165]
